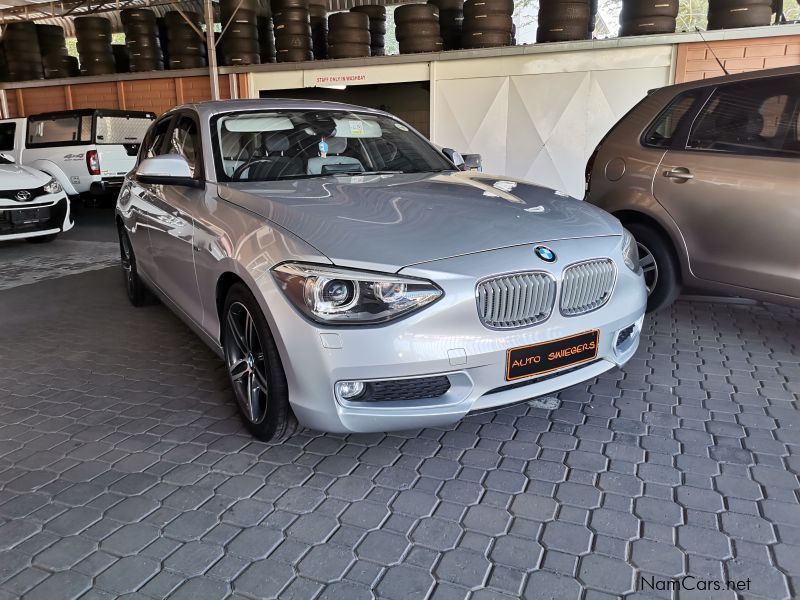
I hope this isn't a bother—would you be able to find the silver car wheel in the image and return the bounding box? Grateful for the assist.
[224,301,269,425]
[637,241,658,296]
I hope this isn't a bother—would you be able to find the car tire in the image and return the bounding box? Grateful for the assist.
[27,233,58,244]
[627,222,681,313]
[222,283,299,442]
[118,227,147,307]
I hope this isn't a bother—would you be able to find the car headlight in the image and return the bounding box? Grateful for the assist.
[622,228,641,274]
[272,263,443,324]
[43,178,62,194]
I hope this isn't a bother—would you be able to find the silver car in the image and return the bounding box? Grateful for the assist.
[116,100,647,441]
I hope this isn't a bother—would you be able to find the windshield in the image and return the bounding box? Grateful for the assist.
[213,109,455,182]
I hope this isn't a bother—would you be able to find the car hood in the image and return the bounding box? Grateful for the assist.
[217,172,622,271]
[0,164,50,190]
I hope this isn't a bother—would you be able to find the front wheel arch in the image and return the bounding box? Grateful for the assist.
[618,216,682,313]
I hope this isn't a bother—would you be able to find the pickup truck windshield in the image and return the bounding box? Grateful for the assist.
[213,109,454,182]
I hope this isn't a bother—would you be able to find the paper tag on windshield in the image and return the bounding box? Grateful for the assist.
[349,120,365,136]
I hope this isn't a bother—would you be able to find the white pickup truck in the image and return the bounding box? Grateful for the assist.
[0,109,155,199]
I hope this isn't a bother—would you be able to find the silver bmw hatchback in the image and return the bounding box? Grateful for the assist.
[116,100,647,441]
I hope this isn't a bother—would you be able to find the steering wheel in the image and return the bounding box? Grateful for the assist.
[232,158,274,181]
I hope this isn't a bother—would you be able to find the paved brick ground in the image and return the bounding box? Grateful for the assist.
[1,259,799,599]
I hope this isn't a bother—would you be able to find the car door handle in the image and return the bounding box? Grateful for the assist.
[663,168,694,181]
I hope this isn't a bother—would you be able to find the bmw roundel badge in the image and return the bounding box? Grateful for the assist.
[534,246,556,263]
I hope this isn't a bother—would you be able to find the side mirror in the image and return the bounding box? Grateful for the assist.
[136,154,202,187]
[0,153,15,164]
[462,154,482,171]
[441,147,467,171]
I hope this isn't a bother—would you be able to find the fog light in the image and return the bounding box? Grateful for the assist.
[335,380,366,400]
[615,321,640,355]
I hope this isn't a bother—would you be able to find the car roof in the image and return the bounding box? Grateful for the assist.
[174,99,390,121]
[665,65,800,94]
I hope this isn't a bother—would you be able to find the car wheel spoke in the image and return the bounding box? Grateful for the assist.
[229,358,250,382]
[227,311,249,355]
[252,365,269,395]
[245,312,255,348]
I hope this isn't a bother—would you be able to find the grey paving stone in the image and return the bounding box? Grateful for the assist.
[356,530,410,564]
[94,556,160,594]
[578,554,636,595]
[376,564,435,600]
[23,571,92,600]
[297,544,356,583]
[524,570,583,600]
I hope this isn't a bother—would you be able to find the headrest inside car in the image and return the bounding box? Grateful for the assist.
[325,136,347,154]
[264,132,290,153]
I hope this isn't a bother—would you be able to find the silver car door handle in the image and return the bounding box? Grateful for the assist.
[663,169,694,181]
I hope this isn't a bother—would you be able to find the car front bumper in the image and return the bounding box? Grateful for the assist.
[0,193,72,241]
[259,237,647,434]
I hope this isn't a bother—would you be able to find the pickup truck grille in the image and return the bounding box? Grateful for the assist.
[477,272,556,329]
[560,259,616,316]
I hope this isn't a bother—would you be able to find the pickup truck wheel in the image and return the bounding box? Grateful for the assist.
[222,283,299,442]
[627,222,681,313]
[118,227,147,307]
[26,234,57,243]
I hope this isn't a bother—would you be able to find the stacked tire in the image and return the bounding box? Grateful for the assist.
[75,17,115,76]
[707,0,773,30]
[0,43,8,81]
[351,5,387,56]
[537,0,591,42]
[396,4,443,54]
[426,0,462,50]
[220,0,260,65]
[463,0,514,49]
[327,12,370,58]
[38,25,77,79]
[619,0,678,36]
[112,45,130,73]
[2,23,43,81]
[310,0,328,59]
[258,16,278,63]
[122,9,164,72]
[273,0,314,62]
[589,0,598,34]
[165,11,207,69]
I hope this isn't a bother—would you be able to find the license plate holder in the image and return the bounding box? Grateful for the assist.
[11,207,49,225]
[506,330,599,381]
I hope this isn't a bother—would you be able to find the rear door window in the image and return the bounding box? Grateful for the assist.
[686,75,800,158]
[643,90,702,148]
